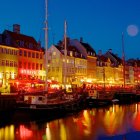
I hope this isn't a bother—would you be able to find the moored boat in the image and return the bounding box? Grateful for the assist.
[86,89,114,107]
[16,93,85,119]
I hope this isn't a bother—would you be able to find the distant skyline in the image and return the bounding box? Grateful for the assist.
[0,0,140,59]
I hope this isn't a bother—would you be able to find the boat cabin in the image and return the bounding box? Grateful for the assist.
[88,89,98,99]
[24,95,47,105]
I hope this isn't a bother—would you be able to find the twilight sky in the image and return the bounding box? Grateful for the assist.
[0,0,140,59]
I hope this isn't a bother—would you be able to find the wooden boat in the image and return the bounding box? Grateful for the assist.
[16,93,84,119]
[86,89,114,107]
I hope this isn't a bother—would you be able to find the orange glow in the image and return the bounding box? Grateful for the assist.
[20,69,37,75]
[19,125,33,139]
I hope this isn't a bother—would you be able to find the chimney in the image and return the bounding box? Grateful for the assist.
[80,37,83,42]
[13,24,20,34]
[98,50,102,56]
[108,48,112,53]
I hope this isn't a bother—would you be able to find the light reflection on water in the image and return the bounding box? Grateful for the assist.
[1,103,140,140]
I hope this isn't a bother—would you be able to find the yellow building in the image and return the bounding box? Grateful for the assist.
[48,44,87,89]
[0,24,45,93]
[47,45,63,85]
[0,45,18,92]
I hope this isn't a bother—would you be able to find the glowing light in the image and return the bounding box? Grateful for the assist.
[0,73,2,79]
[127,25,139,36]
[60,123,67,140]
[86,79,92,83]
[46,124,51,140]
[19,125,33,138]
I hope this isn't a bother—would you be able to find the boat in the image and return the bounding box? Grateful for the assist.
[86,89,114,107]
[16,92,85,120]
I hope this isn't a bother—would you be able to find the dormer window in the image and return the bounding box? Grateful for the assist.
[20,41,24,47]
[29,44,32,48]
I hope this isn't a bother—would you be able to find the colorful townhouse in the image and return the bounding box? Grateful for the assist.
[48,38,87,89]
[0,24,45,93]
[69,38,97,84]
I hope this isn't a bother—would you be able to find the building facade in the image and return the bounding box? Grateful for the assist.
[0,24,45,93]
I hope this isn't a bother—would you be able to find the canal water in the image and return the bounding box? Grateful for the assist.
[1,103,140,140]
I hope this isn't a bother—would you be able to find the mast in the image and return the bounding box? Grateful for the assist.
[122,32,125,88]
[45,0,48,92]
[64,20,67,89]
[103,66,105,92]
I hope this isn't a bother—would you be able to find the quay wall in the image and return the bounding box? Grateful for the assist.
[0,94,17,112]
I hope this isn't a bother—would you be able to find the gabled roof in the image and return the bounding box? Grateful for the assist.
[127,59,140,67]
[1,30,43,51]
[69,39,87,58]
[105,51,122,65]
[4,30,37,44]
[55,44,85,59]
[97,55,108,62]
[80,42,96,56]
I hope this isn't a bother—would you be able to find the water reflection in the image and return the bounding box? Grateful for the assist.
[1,103,140,140]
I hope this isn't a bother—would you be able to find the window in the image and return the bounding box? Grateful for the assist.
[53,52,56,56]
[40,53,42,59]
[6,60,9,66]
[10,61,13,67]
[36,63,38,70]
[19,61,22,68]
[14,62,17,67]
[40,64,42,70]
[29,43,33,49]
[28,52,31,57]
[11,50,13,55]
[28,63,31,69]
[32,52,35,58]
[14,50,17,55]
[24,51,27,57]
[19,50,22,56]
[1,48,4,53]
[20,41,24,47]
[5,49,8,54]
[2,60,5,66]
[24,62,26,69]
[36,53,39,58]
[32,63,35,69]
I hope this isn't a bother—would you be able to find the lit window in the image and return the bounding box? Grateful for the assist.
[53,52,56,55]
[6,60,9,66]
[10,61,13,67]
[2,60,5,66]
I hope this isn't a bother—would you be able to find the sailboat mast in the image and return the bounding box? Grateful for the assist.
[64,21,67,89]
[45,0,48,92]
[122,32,125,88]
[103,67,105,91]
